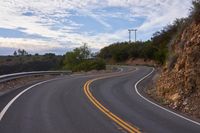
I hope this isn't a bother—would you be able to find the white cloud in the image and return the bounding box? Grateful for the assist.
[135,0,192,32]
[0,0,193,54]
[0,37,64,53]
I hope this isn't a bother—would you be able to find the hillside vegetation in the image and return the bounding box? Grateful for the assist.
[154,0,200,118]
[99,16,187,65]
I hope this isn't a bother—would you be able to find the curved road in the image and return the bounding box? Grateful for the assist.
[0,66,200,133]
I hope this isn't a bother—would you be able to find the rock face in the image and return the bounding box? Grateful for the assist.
[156,21,200,118]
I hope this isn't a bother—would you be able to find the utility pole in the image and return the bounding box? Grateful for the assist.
[128,29,137,43]
[134,29,137,42]
[128,29,132,43]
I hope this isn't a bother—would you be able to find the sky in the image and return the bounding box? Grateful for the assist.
[0,0,193,55]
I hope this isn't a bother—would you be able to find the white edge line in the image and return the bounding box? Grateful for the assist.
[0,78,57,121]
[135,67,200,126]
[0,67,125,122]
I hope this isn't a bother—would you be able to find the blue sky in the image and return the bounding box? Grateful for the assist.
[0,0,192,55]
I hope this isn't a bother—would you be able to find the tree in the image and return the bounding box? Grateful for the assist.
[17,49,28,56]
[79,43,90,60]
[63,44,105,71]
[63,44,90,70]
[13,51,17,56]
[35,53,39,56]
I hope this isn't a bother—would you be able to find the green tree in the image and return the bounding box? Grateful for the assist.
[17,49,28,56]
[13,51,17,56]
[63,50,80,70]
[63,44,105,71]
[79,43,90,59]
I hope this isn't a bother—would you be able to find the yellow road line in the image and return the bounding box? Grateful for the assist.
[83,72,141,133]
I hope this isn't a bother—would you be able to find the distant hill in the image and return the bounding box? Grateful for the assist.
[0,54,63,75]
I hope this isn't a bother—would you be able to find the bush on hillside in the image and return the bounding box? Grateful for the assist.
[190,0,200,23]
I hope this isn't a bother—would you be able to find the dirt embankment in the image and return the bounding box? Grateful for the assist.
[150,21,200,118]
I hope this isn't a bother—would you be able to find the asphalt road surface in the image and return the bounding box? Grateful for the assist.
[0,66,200,133]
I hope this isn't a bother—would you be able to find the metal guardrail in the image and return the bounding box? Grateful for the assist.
[0,71,72,83]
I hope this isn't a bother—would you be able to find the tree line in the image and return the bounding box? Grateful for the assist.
[0,44,105,75]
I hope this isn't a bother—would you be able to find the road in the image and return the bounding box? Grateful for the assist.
[0,66,200,133]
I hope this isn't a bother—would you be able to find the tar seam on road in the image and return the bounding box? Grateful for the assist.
[84,69,141,133]
[134,68,200,126]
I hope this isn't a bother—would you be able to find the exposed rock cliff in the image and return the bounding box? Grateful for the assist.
[156,21,200,118]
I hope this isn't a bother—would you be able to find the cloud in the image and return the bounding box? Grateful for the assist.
[135,0,192,32]
[0,37,64,54]
[0,0,193,55]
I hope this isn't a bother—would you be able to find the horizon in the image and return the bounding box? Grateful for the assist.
[0,0,192,55]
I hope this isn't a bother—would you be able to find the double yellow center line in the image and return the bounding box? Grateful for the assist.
[83,73,141,133]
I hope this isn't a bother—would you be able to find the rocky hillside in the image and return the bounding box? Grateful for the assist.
[155,20,200,118]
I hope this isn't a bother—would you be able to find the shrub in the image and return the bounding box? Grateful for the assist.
[63,45,106,72]
[190,0,200,23]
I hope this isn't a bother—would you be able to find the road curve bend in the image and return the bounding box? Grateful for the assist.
[0,66,200,133]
